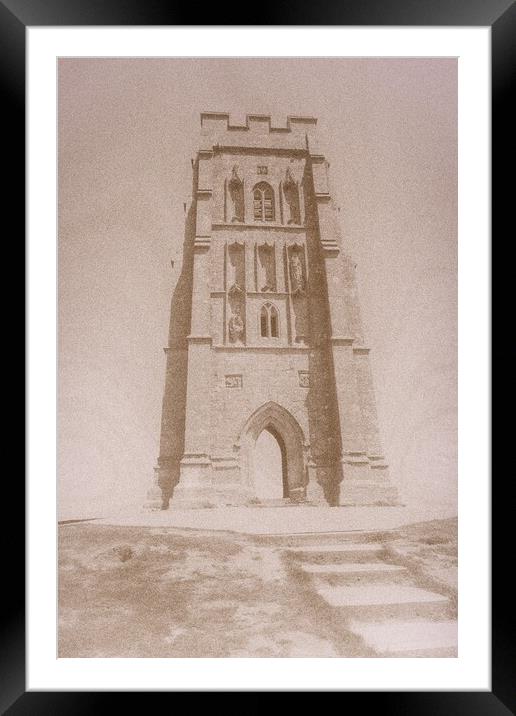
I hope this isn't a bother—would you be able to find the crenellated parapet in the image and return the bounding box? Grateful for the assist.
[200,112,318,152]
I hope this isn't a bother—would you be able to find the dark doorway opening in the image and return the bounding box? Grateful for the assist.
[254,426,289,499]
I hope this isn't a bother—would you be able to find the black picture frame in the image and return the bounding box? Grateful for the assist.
[9,0,511,710]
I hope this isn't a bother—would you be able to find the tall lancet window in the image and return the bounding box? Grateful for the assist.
[253,182,275,222]
[260,303,279,338]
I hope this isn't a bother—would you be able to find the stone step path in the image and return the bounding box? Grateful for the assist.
[301,562,408,583]
[289,543,386,563]
[348,618,458,658]
[316,584,450,620]
[288,537,457,657]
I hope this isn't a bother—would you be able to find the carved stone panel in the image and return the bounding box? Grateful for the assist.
[228,166,244,223]
[289,246,306,295]
[292,294,308,344]
[257,243,276,292]
[228,303,245,343]
[283,166,301,225]
[226,242,245,344]
[298,370,310,388]
[225,374,243,388]
[227,241,245,292]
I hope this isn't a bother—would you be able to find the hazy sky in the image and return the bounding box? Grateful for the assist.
[58,58,457,518]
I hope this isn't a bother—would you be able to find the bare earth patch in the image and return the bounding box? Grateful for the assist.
[384,517,458,593]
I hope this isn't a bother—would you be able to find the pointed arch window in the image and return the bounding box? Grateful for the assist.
[260,303,279,338]
[253,182,275,222]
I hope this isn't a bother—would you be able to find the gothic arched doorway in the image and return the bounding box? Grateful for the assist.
[237,401,308,502]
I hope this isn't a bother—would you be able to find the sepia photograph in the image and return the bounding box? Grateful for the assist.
[57,57,458,659]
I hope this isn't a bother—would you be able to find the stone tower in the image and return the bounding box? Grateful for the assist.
[146,112,399,509]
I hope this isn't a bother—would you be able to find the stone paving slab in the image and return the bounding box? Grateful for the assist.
[316,584,449,608]
[292,543,384,553]
[290,543,386,562]
[348,618,457,655]
[301,562,407,575]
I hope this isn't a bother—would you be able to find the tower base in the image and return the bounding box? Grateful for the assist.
[142,466,168,511]
[339,479,400,506]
